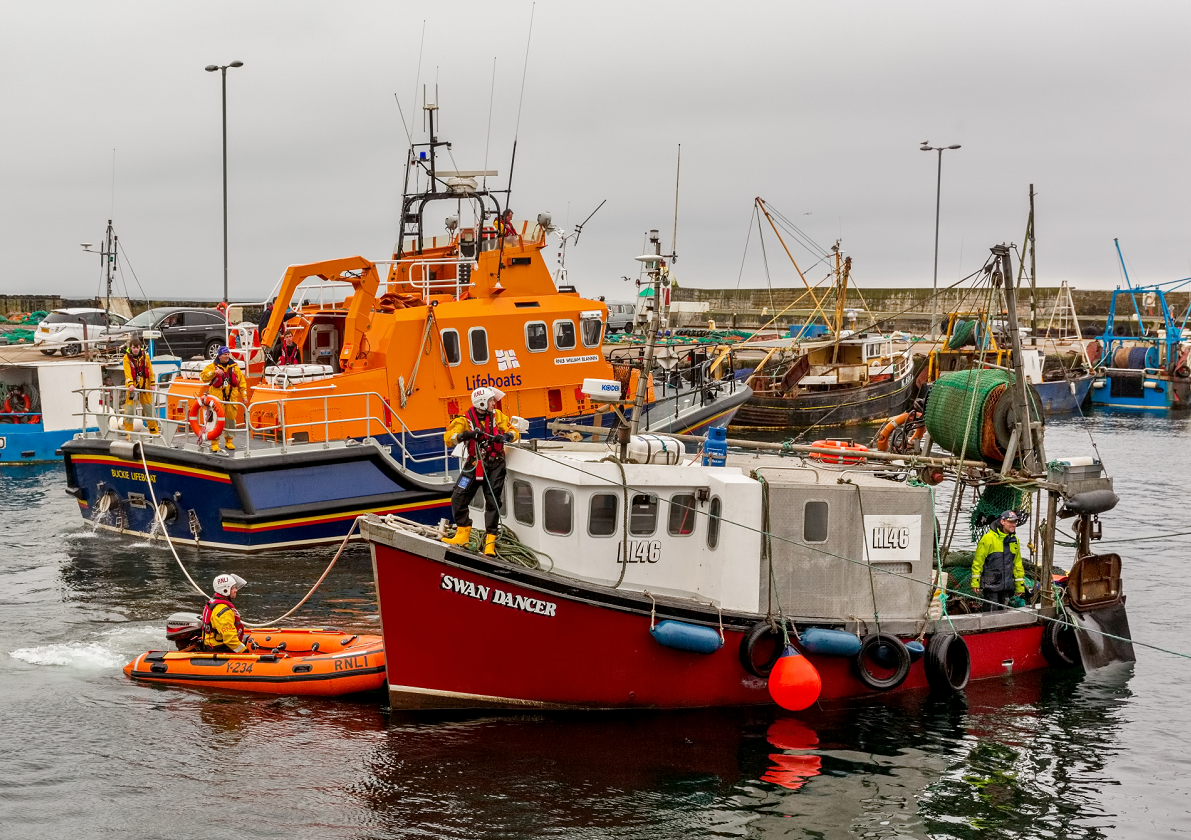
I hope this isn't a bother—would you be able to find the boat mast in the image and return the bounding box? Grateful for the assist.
[994,243,1045,473]
[628,231,666,437]
[1029,184,1037,345]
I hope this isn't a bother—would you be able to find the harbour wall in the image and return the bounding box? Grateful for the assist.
[669,286,1191,333]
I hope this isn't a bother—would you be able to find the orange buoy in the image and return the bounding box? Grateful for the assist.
[808,438,868,465]
[123,628,386,696]
[767,645,822,711]
[188,395,226,440]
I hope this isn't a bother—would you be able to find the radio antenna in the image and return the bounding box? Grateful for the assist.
[505,2,536,204]
[482,57,496,190]
[670,143,681,260]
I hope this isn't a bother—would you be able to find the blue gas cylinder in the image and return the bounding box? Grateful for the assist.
[702,426,728,467]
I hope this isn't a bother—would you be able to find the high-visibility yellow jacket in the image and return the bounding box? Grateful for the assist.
[201,597,251,652]
[122,349,154,390]
[444,409,519,448]
[971,526,1024,594]
[201,359,246,404]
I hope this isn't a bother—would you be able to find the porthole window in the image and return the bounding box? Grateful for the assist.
[580,315,603,348]
[553,319,577,351]
[441,329,461,366]
[707,496,722,549]
[667,493,697,536]
[544,488,573,535]
[525,321,548,352]
[513,480,534,526]
[468,327,489,364]
[804,500,829,543]
[588,493,619,537]
[629,493,658,536]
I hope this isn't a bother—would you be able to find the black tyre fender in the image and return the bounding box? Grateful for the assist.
[855,633,912,691]
[739,620,784,678]
[1041,618,1081,669]
[925,633,971,694]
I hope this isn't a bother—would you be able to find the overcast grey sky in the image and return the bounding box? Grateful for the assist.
[3,1,1189,303]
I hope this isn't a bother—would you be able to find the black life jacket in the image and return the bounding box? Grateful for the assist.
[980,530,1018,593]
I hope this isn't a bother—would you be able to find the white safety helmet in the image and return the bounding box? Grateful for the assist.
[212,573,247,597]
[471,386,505,412]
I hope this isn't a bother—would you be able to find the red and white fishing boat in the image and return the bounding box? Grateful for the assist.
[362,244,1136,711]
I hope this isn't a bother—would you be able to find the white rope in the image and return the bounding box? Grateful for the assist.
[136,443,357,627]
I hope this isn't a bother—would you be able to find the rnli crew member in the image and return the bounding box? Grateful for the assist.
[278,330,301,366]
[442,386,520,556]
[201,573,253,653]
[122,336,159,435]
[200,346,245,453]
[970,510,1025,611]
[494,209,521,244]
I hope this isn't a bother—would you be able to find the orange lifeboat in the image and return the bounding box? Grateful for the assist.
[123,625,386,696]
[808,438,868,465]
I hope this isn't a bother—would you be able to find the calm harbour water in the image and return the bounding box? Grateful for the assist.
[2,413,1189,839]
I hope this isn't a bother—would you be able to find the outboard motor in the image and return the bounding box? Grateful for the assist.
[165,612,204,650]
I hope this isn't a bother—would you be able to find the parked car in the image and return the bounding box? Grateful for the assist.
[605,301,637,334]
[106,307,230,360]
[35,308,128,356]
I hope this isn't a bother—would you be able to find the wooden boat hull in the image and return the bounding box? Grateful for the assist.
[731,368,915,430]
[123,630,386,696]
[365,521,1051,711]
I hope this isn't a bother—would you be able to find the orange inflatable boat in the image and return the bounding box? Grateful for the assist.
[123,615,386,696]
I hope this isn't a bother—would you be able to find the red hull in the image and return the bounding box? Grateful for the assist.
[372,541,1049,709]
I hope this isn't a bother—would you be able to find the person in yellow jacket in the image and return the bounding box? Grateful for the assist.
[200,346,245,453]
[442,386,520,556]
[970,510,1025,611]
[200,573,254,652]
[121,336,159,435]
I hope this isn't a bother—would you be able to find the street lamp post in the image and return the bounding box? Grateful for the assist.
[205,61,244,312]
[920,141,961,339]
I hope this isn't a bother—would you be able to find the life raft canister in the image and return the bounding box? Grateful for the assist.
[188,395,226,440]
[808,438,868,465]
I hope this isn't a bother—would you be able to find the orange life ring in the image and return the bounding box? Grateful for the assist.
[875,413,926,452]
[188,395,226,440]
[808,438,868,465]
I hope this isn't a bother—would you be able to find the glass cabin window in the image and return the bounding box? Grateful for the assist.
[580,316,603,348]
[804,500,829,543]
[707,496,722,549]
[554,320,577,351]
[525,321,548,352]
[543,488,573,535]
[513,480,534,526]
[588,493,619,537]
[469,327,489,364]
[441,329,461,366]
[667,494,697,536]
[629,493,658,536]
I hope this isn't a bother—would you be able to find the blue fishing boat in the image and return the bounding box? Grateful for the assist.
[1088,240,1191,411]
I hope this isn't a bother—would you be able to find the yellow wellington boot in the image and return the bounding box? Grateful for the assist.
[209,440,220,453]
[442,525,472,546]
[223,436,236,451]
[484,533,498,556]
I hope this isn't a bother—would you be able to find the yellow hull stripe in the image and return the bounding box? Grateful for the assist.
[222,497,448,532]
[71,454,233,483]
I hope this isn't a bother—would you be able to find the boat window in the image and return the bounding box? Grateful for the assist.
[513,480,534,526]
[543,488,573,535]
[667,494,697,536]
[553,319,577,351]
[441,329,461,366]
[629,493,658,536]
[707,496,722,549]
[469,327,489,365]
[588,493,619,537]
[804,500,829,543]
[525,321,548,352]
[580,315,603,348]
